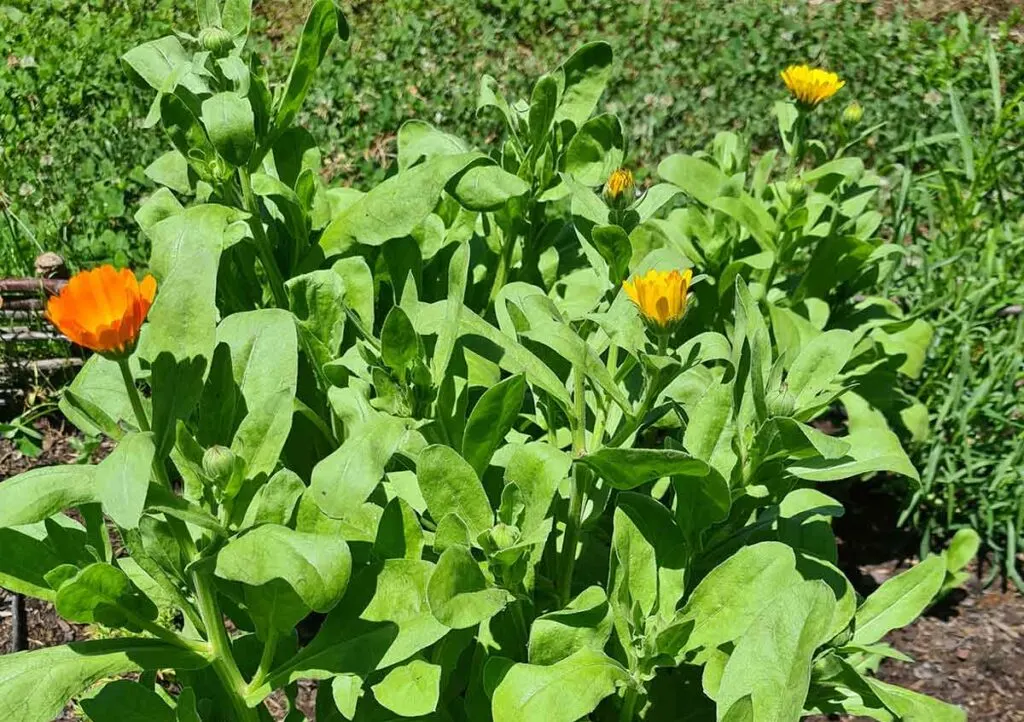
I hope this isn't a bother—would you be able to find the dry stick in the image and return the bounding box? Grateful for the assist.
[10,593,27,652]
[0,278,66,294]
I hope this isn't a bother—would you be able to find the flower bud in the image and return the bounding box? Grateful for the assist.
[199,26,234,56]
[786,177,807,202]
[603,168,635,209]
[842,101,864,126]
[202,445,237,485]
[766,386,796,418]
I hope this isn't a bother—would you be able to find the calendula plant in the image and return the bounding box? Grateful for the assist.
[0,5,974,722]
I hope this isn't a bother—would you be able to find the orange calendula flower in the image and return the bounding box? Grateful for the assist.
[46,265,157,357]
[622,268,693,328]
[781,65,845,107]
[603,168,635,206]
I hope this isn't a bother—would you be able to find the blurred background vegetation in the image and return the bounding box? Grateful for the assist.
[1,0,1022,582]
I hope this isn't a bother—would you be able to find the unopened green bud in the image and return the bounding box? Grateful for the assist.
[603,168,635,209]
[202,445,237,484]
[766,386,796,418]
[199,26,234,56]
[786,177,807,202]
[842,101,864,126]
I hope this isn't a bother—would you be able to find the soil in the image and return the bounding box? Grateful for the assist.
[2,422,1023,719]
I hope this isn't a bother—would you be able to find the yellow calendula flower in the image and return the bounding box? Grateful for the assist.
[603,168,635,207]
[781,65,845,107]
[622,269,693,328]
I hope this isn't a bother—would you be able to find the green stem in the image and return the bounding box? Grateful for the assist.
[559,366,589,606]
[619,685,640,722]
[488,231,517,305]
[238,168,288,309]
[118,359,150,433]
[193,571,259,722]
[246,628,279,696]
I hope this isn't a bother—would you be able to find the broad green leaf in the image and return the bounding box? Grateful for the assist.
[214,524,352,612]
[428,546,510,628]
[463,374,526,477]
[786,330,856,408]
[253,559,448,701]
[417,445,493,539]
[311,414,408,519]
[374,497,425,561]
[578,448,709,490]
[287,270,347,370]
[491,648,628,722]
[662,542,801,658]
[554,42,614,127]
[683,381,734,471]
[711,195,777,252]
[55,563,158,630]
[95,432,155,529]
[529,586,612,665]
[0,527,64,600]
[0,639,208,722]
[565,113,624,185]
[946,528,981,574]
[332,256,376,330]
[504,442,572,535]
[451,164,530,211]
[716,581,835,721]
[529,73,559,145]
[789,392,918,482]
[321,153,481,256]
[381,306,419,377]
[371,659,441,717]
[79,679,174,722]
[120,36,208,95]
[432,242,470,381]
[658,154,729,207]
[611,505,659,616]
[201,92,254,166]
[276,0,348,131]
[331,674,363,720]
[867,678,966,722]
[591,224,631,285]
[852,554,945,645]
[0,465,96,528]
[59,356,133,438]
[144,150,192,194]
[241,468,305,528]
[397,119,469,169]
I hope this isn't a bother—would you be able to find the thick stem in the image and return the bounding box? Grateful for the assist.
[488,231,517,304]
[193,571,259,722]
[238,169,288,309]
[559,366,589,606]
[619,685,640,722]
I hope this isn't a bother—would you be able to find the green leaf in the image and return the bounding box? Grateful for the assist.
[565,113,624,185]
[54,563,158,630]
[428,546,510,628]
[578,448,709,490]
[0,639,208,722]
[658,154,729,207]
[491,648,629,722]
[529,73,559,146]
[311,414,408,519]
[371,659,441,717]
[59,356,133,438]
[120,36,208,95]
[462,374,526,478]
[716,581,835,720]
[381,306,419,377]
[96,432,155,529]
[374,497,425,561]
[451,164,530,211]
[504,442,572,535]
[946,528,980,574]
[432,242,470,381]
[201,92,254,167]
[331,674,363,720]
[276,0,348,131]
[852,554,945,646]
[554,42,614,128]
[241,468,306,528]
[529,586,612,665]
[79,679,174,722]
[321,153,481,256]
[789,392,918,482]
[867,678,966,722]
[417,445,494,539]
[786,330,855,408]
[591,224,631,285]
[222,0,253,36]
[662,542,802,658]
[0,465,96,528]
[214,524,352,612]
[0,527,63,600]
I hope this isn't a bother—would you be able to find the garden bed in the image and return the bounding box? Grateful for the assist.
[2,420,1021,721]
